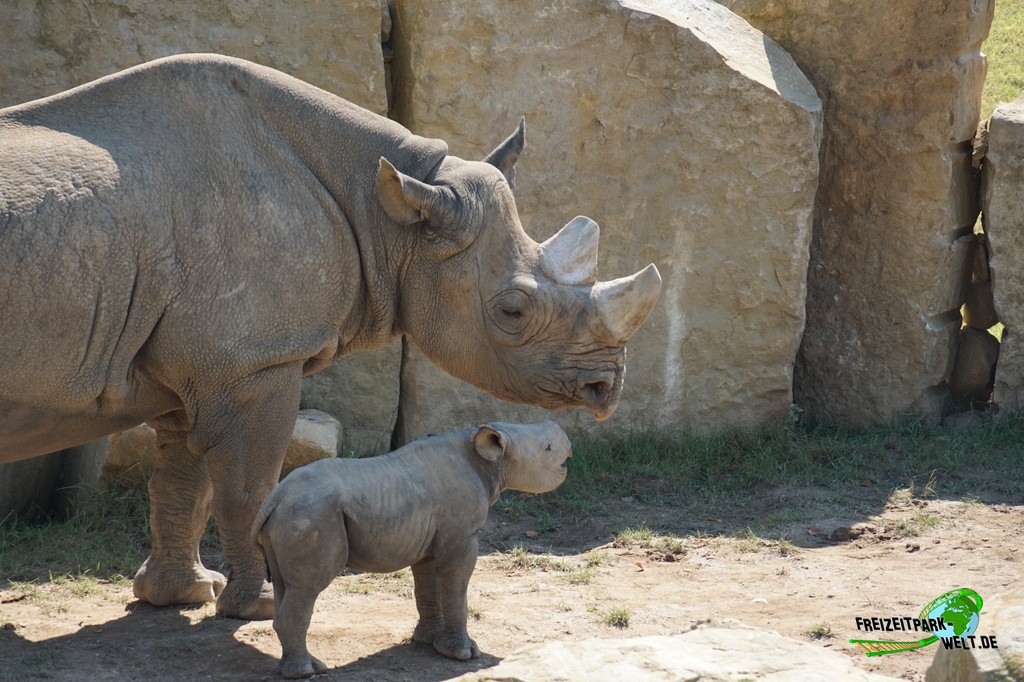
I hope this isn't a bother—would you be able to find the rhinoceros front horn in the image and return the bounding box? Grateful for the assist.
[592,264,663,345]
[539,216,600,286]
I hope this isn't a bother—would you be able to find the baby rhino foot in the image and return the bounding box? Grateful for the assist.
[280,654,328,679]
[433,631,480,661]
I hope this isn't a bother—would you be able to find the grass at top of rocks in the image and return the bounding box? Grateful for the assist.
[983,0,1024,118]
[496,416,1024,530]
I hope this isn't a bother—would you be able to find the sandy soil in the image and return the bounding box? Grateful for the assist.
[1,492,1021,681]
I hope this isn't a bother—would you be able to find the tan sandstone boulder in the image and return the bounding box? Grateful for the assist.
[948,327,999,401]
[101,410,339,485]
[391,0,822,440]
[926,590,1024,682]
[300,339,401,455]
[982,95,1024,412]
[964,237,1000,332]
[0,0,387,113]
[720,0,993,425]
[451,621,898,682]
[0,439,108,521]
[0,0,399,456]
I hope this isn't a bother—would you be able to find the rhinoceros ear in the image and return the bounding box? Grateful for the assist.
[377,157,454,225]
[473,425,507,462]
[483,118,525,190]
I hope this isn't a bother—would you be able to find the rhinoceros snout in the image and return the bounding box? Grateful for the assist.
[578,368,622,421]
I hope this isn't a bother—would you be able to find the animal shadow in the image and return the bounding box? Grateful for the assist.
[323,640,501,681]
[0,600,278,680]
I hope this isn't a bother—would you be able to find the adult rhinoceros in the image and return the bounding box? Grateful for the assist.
[0,54,661,619]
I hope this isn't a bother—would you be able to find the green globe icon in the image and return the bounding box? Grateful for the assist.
[924,592,981,641]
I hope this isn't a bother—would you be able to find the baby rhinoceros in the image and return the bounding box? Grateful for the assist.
[251,420,571,678]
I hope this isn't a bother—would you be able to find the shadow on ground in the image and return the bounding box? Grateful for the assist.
[0,601,277,680]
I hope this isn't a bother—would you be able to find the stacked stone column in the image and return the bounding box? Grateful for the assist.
[721,0,994,424]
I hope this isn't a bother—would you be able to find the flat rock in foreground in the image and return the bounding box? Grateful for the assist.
[926,590,1024,682]
[450,621,898,682]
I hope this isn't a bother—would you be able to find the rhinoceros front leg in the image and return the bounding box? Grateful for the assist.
[198,363,303,620]
[133,424,226,606]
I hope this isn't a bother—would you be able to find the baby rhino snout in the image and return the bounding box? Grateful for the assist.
[503,421,572,495]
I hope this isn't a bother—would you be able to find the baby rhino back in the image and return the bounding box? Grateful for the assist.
[256,430,487,576]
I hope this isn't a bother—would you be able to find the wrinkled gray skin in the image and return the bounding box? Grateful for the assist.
[253,421,571,679]
[0,54,660,619]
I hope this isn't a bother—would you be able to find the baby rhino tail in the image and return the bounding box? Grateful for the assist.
[250,494,278,547]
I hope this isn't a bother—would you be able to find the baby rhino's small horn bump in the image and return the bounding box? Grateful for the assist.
[592,264,662,344]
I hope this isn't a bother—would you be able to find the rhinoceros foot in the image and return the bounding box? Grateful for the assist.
[433,631,480,661]
[412,618,443,645]
[215,579,275,620]
[280,653,328,679]
[132,556,226,606]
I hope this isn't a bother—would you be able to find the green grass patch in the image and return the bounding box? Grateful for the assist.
[983,0,1024,118]
[614,527,685,555]
[601,606,630,628]
[0,484,153,585]
[491,546,570,573]
[805,622,834,640]
[564,567,594,585]
[549,418,1024,506]
[493,417,1024,536]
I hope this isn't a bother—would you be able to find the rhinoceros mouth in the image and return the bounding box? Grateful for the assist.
[527,361,624,420]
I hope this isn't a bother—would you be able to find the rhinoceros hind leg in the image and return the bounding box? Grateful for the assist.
[199,363,303,620]
[133,423,225,606]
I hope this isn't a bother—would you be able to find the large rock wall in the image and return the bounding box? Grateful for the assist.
[982,96,1024,412]
[390,0,822,441]
[719,0,994,425]
[0,0,399,456]
[0,0,388,113]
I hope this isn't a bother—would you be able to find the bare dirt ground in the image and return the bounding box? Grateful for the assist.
[1,491,1021,681]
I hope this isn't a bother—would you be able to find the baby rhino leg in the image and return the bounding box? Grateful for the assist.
[411,558,443,645]
[431,541,480,661]
[264,513,346,678]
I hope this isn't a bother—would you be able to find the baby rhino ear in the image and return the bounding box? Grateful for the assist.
[473,425,507,462]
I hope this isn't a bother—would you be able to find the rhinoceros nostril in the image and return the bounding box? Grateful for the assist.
[583,379,611,404]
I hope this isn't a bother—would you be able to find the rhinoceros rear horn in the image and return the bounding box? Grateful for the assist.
[483,118,525,189]
[592,264,663,345]
[377,157,456,226]
[540,216,600,285]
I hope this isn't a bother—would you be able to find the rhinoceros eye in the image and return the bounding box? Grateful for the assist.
[490,290,531,337]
